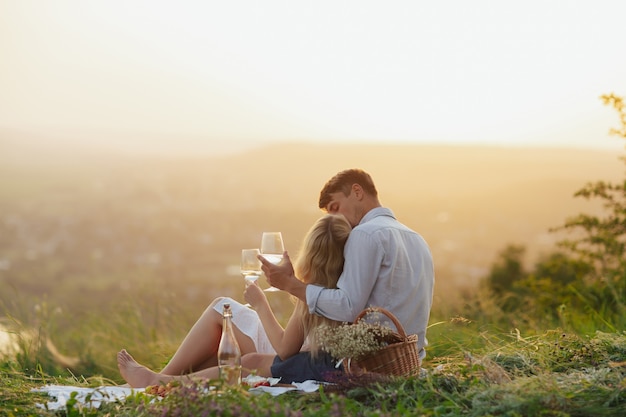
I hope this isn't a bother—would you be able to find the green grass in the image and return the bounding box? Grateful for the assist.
[1,313,625,417]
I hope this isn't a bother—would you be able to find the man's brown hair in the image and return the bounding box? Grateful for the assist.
[318,169,378,210]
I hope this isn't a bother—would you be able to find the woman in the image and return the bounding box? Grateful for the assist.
[117,213,351,387]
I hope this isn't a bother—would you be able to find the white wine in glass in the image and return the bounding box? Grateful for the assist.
[260,232,284,292]
[241,248,262,285]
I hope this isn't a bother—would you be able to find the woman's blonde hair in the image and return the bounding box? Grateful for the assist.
[292,214,352,353]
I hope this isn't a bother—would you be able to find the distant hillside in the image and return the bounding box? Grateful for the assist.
[1,129,624,309]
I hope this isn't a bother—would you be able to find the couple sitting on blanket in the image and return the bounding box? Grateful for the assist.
[117,169,435,387]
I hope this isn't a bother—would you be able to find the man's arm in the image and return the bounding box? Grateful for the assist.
[308,230,382,321]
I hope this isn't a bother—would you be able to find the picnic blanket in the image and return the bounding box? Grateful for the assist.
[32,380,323,411]
[32,385,142,411]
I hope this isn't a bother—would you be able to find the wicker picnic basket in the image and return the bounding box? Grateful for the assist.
[347,307,420,377]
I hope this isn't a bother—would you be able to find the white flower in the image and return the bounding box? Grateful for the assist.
[315,320,398,360]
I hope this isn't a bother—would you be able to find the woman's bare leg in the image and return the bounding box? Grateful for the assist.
[160,297,258,375]
[118,350,268,388]
[118,349,220,387]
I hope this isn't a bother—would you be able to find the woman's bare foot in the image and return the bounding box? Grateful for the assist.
[117,349,171,388]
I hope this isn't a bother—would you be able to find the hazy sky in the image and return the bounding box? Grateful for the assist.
[1,0,625,152]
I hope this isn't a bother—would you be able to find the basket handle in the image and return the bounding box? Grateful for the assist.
[353,307,408,340]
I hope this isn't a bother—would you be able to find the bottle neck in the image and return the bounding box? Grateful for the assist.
[223,307,233,329]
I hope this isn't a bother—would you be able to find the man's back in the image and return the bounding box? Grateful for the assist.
[307,207,434,355]
[343,207,434,353]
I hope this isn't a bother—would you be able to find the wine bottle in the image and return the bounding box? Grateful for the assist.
[217,303,241,385]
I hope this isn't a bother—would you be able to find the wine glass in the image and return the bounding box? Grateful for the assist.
[260,232,284,292]
[241,248,262,285]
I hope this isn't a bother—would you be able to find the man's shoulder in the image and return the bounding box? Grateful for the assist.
[355,209,421,238]
[359,207,395,225]
[354,214,407,236]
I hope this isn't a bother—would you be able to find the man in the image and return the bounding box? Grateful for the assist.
[260,168,435,360]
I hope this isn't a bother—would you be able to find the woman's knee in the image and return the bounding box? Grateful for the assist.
[242,353,274,376]
[242,353,263,369]
[208,297,228,309]
[206,297,235,316]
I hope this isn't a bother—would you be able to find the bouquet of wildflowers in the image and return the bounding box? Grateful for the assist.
[314,316,401,360]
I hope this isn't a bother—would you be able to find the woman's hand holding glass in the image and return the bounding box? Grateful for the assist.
[243,280,267,310]
[241,248,262,307]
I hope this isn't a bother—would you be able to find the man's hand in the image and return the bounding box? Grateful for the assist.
[258,251,306,301]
